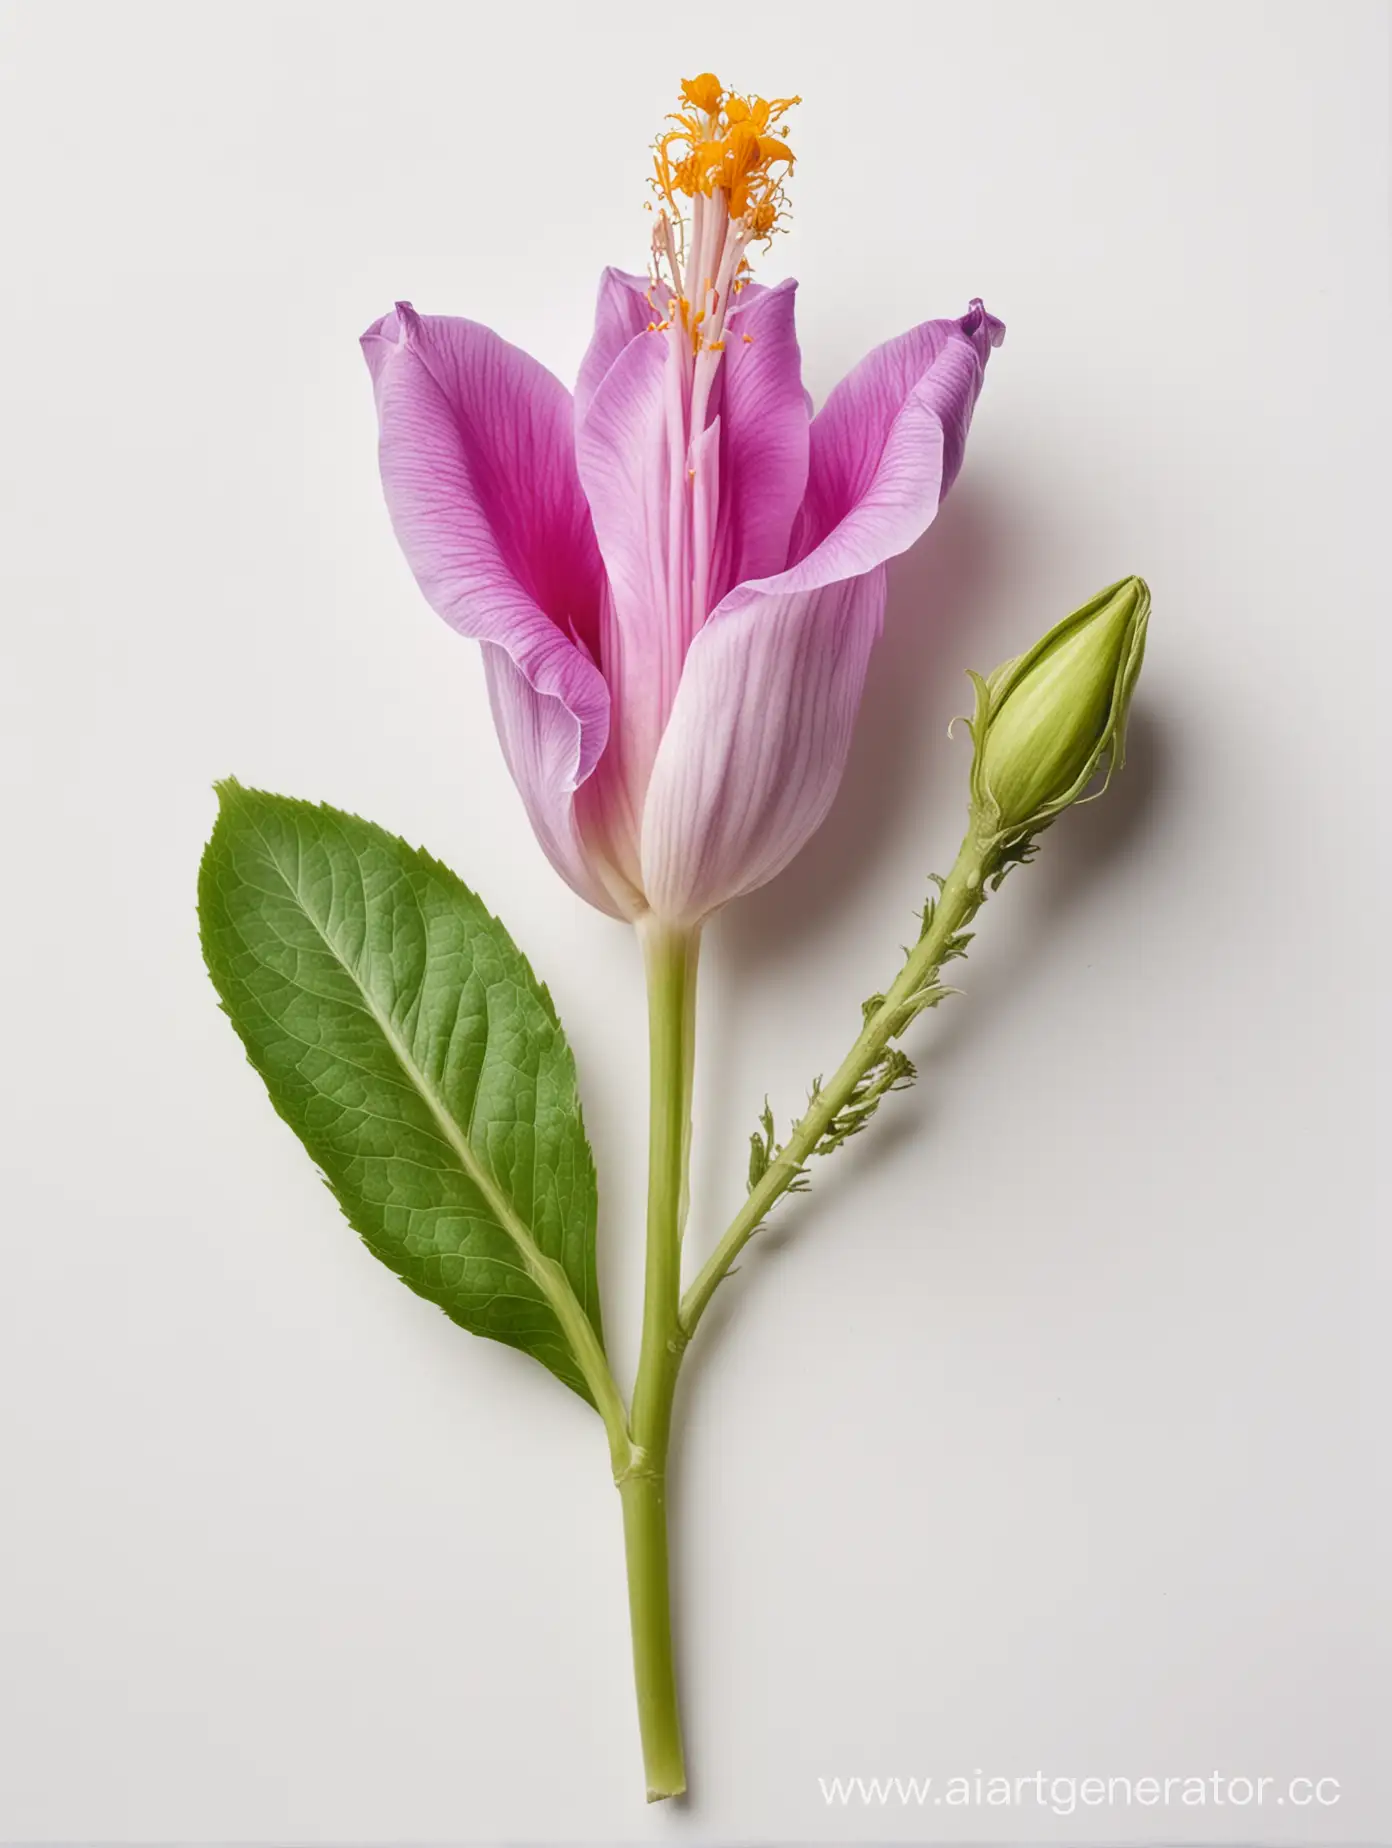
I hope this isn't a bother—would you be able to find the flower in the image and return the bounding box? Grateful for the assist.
[361,76,1003,926]
[967,576,1151,841]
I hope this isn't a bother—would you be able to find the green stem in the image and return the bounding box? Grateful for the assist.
[679,830,991,1338]
[619,1468,684,1801]
[621,918,699,1801]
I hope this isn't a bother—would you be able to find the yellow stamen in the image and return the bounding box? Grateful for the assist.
[680,72,723,115]
[652,75,798,235]
[645,75,800,356]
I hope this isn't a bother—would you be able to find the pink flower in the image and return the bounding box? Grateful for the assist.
[361,79,1002,926]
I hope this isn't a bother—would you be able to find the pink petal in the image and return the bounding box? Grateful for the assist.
[638,300,1003,925]
[574,281,813,881]
[797,299,1004,554]
[573,325,680,831]
[361,304,615,905]
[639,569,886,925]
[482,645,628,917]
[717,278,810,591]
[574,268,655,422]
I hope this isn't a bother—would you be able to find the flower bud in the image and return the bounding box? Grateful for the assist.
[968,576,1150,840]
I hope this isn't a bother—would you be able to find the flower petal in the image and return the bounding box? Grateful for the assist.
[362,303,614,900]
[573,324,681,823]
[638,386,943,926]
[362,303,608,681]
[574,268,655,423]
[638,300,1002,925]
[639,568,886,925]
[482,644,628,917]
[717,277,810,591]
[797,298,1004,555]
[574,280,813,877]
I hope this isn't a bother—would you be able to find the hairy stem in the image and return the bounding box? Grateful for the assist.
[621,918,700,1801]
[679,830,992,1338]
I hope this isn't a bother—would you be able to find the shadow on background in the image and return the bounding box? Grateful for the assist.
[674,706,1172,1402]
[666,485,1172,1744]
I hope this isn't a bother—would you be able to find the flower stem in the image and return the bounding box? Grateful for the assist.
[619,1467,684,1801]
[679,830,992,1337]
[622,918,700,1801]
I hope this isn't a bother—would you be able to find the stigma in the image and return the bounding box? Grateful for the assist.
[648,74,799,356]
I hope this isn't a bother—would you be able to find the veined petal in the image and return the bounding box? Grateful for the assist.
[574,326,681,822]
[362,303,608,687]
[573,277,813,887]
[482,645,628,918]
[716,277,810,593]
[797,298,1004,555]
[639,568,886,925]
[362,304,613,898]
[574,268,655,423]
[638,299,1002,926]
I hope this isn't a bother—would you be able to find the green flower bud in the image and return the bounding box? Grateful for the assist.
[967,576,1150,842]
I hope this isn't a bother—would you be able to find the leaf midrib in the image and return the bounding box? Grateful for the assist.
[253,813,562,1306]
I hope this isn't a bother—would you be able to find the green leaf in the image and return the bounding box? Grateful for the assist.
[198,782,604,1404]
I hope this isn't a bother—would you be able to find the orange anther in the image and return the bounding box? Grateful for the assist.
[680,73,723,114]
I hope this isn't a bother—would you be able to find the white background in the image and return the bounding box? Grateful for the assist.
[0,1,1386,1841]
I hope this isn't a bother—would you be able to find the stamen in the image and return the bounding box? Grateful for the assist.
[646,73,799,344]
[632,76,801,650]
